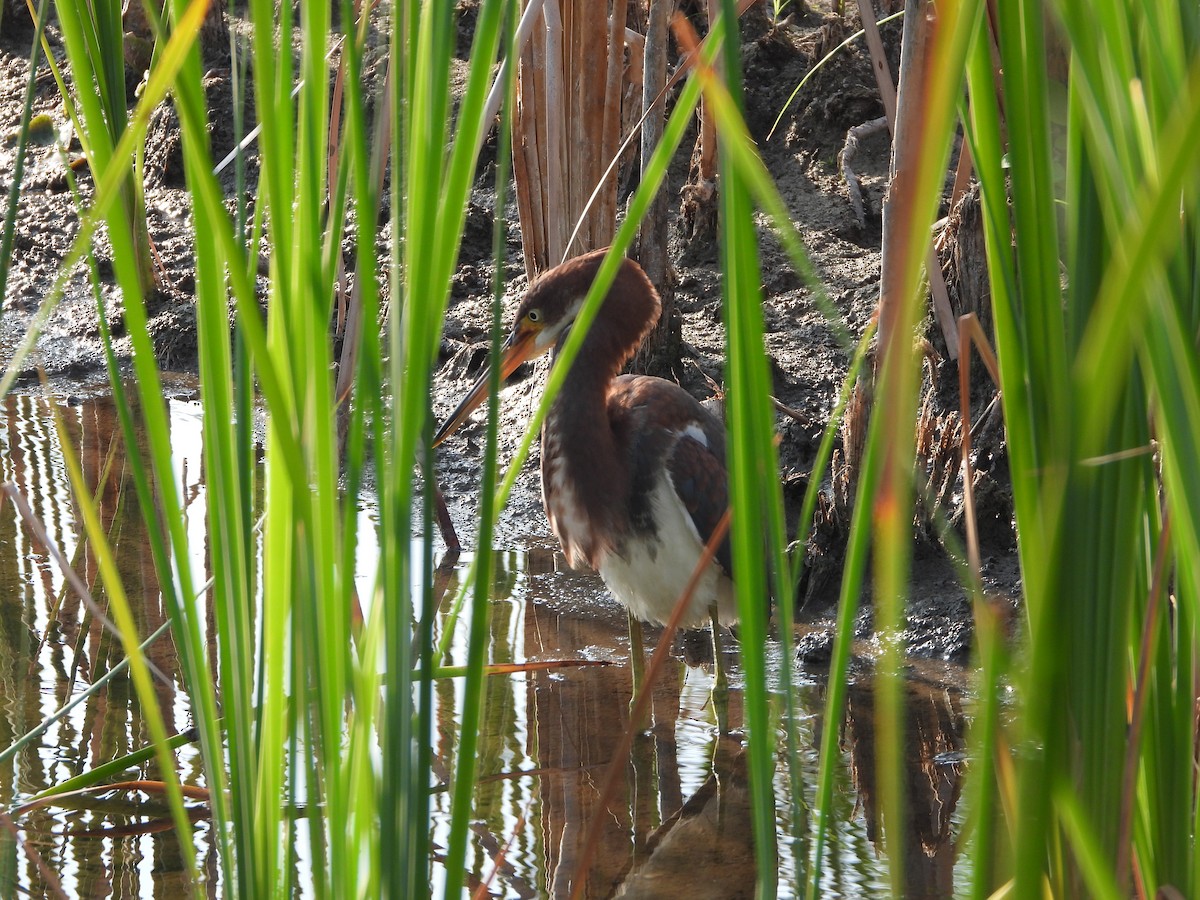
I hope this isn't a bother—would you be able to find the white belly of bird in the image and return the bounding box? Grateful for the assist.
[597,476,736,629]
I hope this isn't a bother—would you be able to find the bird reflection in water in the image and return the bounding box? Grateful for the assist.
[433,549,970,898]
[613,735,756,900]
[520,546,754,900]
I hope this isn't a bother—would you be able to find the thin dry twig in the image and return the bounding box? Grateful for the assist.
[857,0,897,122]
[14,779,212,817]
[471,798,533,900]
[434,658,612,679]
[840,115,888,227]
[950,137,974,209]
[2,483,172,690]
[433,478,462,554]
[2,484,109,628]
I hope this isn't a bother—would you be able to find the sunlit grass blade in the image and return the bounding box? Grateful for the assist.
[441,3,515,897]
[968,2,1074,891]
[167,31,260,900]
[0,0,212,398]
[800,2,982,893]
[378,2,517,896]
[54,0,156,292]
[47,3,237,892]
[679,4,785,891]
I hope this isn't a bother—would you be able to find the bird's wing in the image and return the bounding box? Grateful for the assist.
[666,424,733,577]
[611,376,732,576]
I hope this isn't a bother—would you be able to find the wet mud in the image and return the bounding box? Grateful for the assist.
[0,3,1020,663]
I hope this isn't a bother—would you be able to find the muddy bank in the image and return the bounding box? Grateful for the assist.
[0,5,1019,661]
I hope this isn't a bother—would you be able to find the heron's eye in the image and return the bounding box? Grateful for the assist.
[527,309,541,323]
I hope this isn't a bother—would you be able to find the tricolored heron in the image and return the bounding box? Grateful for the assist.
[433,249,734,710]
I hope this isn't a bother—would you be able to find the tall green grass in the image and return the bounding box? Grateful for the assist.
[6,0,1200,896]
[6,0,516,895]
[695,0,1200,895]
[53,0,157,293]
[960,0,1200,894]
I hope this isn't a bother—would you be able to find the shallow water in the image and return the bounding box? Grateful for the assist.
[0,388,212,897]
[0,388,972,898]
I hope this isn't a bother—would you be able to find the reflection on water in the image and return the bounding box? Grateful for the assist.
[0,389,212,897]
[843,678,966,899]
[1,389,971,897]
[430,549,972,898]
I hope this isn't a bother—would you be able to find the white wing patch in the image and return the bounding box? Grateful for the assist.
[679,422,709,448]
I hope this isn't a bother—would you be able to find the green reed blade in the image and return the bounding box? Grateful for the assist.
[957,0,1200,894]
[440,4,513,897]
[30,727,201,802]
[708,2,787,892]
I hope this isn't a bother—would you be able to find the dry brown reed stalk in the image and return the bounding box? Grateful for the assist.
[636,0,670,285]
[955,312,1000,576]
[859,0,959,359]
[514,0,634,276]
[633,0,677,371]
[512,0,756,373]
[603,0,630,225]
[699,0,720,184]
[678,0,723,264]
[511,0,595,274]
[838,0,959,507]
[1117,513,1173,892]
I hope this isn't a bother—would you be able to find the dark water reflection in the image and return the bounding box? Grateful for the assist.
[1,390,971,898]
[844,679,966,898]
[431,548,972,899]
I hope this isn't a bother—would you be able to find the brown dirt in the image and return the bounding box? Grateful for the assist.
[0,3,1019,663]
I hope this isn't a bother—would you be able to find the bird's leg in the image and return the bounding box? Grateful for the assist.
[629,730,657,859]
[710,604,729,734]
[628,611,648,728]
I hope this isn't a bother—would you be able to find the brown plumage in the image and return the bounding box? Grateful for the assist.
[435,248,734,630]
